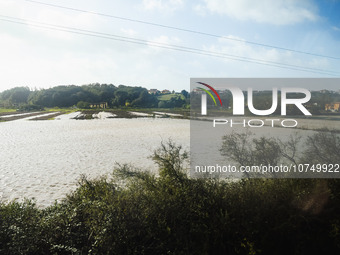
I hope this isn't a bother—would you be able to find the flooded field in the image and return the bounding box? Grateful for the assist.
[0,113,189,206]
[0,111,339,206]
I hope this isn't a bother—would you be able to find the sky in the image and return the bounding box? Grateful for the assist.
[1,0,340,93]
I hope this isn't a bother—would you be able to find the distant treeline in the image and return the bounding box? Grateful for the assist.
[0,84,190,109]
[1,85,339,113]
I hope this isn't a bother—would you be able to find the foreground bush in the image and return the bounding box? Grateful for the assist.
[1,140,340,254]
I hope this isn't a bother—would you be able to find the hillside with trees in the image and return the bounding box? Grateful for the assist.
[0,84,188,109]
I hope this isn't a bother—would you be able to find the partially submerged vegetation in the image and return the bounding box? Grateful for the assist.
[71,108,189,120]
[1,135,339,254]
[0,108,190,121]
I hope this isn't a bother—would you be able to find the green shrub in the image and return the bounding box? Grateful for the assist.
[0,138,339,254]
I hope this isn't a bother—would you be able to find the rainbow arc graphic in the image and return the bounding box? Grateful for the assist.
[196,82,223,106]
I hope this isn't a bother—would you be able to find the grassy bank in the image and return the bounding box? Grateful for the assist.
[157,94,185,101]
[0,108,16,113]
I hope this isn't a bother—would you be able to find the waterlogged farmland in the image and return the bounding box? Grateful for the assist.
[0,112,189,206]
[1,110,339,206]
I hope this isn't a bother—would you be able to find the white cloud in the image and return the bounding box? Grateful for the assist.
[142,0,184,11]
[205,35,331,73]
[150,35,181,44]
[332,26,340,31]
[193,4,207,16]
[201,0,318,25]
[0,31,118,90]
[207,35,283,63]
[0,30,187,92]
[120,28,138,37]
[27,9,96,40]
[0,0,97,40]
[146,35,181,53]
